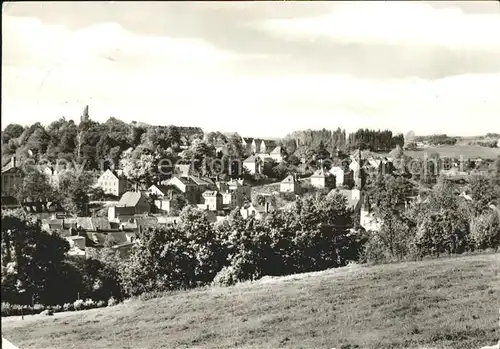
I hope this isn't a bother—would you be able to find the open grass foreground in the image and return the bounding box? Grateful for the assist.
[2,253,499,349]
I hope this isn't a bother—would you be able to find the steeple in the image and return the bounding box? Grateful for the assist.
[363,195,371,213]
[355,148,364,190]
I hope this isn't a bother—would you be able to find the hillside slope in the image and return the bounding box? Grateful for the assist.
[2,254,499,349]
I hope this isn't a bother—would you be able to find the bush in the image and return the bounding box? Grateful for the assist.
[33,304,45,313]
[53,304,62,313]
[83,299,95,309]
[1,302,13,317]
[63,303,74,312]
[97,300,106,308]
[73,299,85,311]
[108,297,117,307]
[40,309,54,316]
[362,233,391,265]
[212,266,240,287]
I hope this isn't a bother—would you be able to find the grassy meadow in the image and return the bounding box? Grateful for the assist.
[2,253,499,349]
[391,145,500,160]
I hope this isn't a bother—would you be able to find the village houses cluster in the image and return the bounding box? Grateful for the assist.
[3,129,488,261]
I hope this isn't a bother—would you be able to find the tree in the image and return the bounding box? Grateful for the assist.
[2,124,24,144]
[57,171,95,216]
[16,166,55,208]
[1,209,70,305]
[178,206,224,285]
[470,211,500,251]
[120,147,159,186]
[120,226,197,296]
[467,174,498,215]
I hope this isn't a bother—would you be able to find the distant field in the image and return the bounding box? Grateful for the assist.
[383,145,500,160]
[2,253,499,349]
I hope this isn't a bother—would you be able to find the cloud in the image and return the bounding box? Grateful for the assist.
[258,2,500,48]
[2,14,240,72]
[2,5,500,138]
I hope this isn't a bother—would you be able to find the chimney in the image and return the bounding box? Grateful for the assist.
[265,202,270,213]
[134,183,139,192]
[11,156,16,168]
[169,191,173,200]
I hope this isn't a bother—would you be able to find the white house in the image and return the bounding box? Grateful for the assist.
[270,146,284,163]
[280,174,301,194]
[310,168,334,189]
[329,166,348,187]
[97,169,128,197]
[243,155,261,175]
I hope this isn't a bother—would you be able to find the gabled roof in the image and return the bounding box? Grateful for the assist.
[329,166,344,173]
[202,190,221,197]
[262,140,277,149]
[188,176,215,187]
[270,146,283,154]
[281,174,299,183]
[244,155,258,163]
[118,191,149,207]
[368,158,382,168]
[311,168,329,178]
[242,137,254,143]
[170,176,197,186]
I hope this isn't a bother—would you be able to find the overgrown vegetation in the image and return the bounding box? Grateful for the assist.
[2,254,498,349]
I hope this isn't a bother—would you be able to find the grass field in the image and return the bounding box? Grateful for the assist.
[385,145,500,160]
[2,253,499,349]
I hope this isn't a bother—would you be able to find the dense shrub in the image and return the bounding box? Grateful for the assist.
[73,299,85,311]
[212,266,240,287]
[108,297,117,307]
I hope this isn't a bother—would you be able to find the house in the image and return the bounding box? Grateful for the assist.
[66,236,86,258]
[173,163,193,177]
[328,188,363,212]
[214,140,226,156]
[359,196,381,232]
[243,155,262,175]
[251,139,262,154]
[41,166,62,188]
[217,178,251,208]
[188,175,216,191]
[147,184,181,213]
[108,191,151,219]
[261,140,277,154]
[165,176,198,204]
[240,201,273,220]
[329,166,354,188]
[1,157,23,197]
[241,137,254,154]
[270,146,284,163]
[349,158,361,173]
[199,190,222,211]
[97,169,128,197]
[310,168,334,189]
[280,174,301,194]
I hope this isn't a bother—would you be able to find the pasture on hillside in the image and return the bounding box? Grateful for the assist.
[2,253,499,349]
[383,145,500,160]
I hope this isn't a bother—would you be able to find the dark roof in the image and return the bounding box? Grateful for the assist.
[262,140,277,149]
[1,196,20,207]
[174,176,197,185]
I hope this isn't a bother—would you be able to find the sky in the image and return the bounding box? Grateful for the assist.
[2,1,500,138]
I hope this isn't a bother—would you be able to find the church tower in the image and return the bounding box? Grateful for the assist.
[81,105,90,123]
[354,148,365,190]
